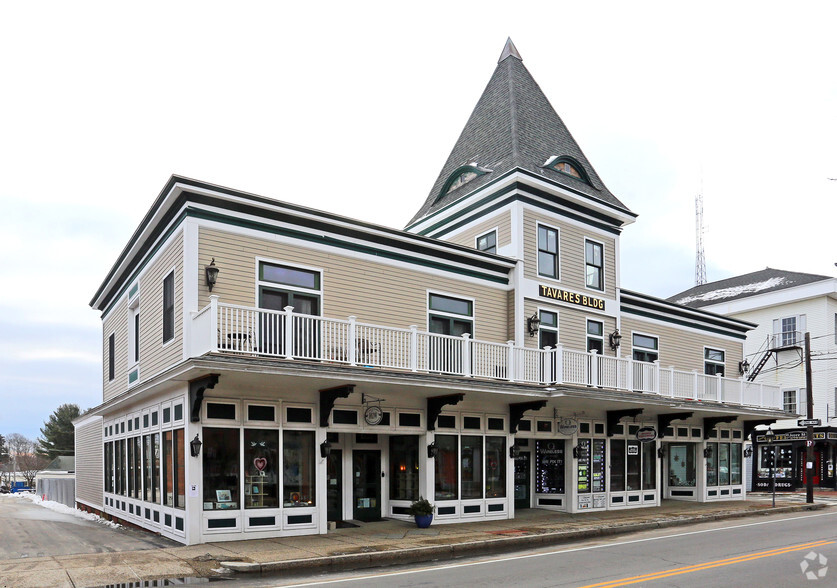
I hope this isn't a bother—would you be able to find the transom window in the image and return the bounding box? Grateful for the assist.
[429,293,472,317]
[260,262,319,290]
[632,333,658,362]
[704,348,725,376]
[476,230,497,254]
[585,240,603,291]
[537,224,559,279]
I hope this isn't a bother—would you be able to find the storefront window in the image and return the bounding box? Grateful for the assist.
[143,433,160,503]
[203,428,240,511]
[706,443,718,486]
[283,430,315,506]
[485,436,506,498]
[668,443,696,486]
[434,435,458,501]
[610,439,625,492]
[127,437,136,498]
[163,429,185,508]
[535,439,565,494]
[390,435,419,501]
[244,429,279,509]
[104,442,113,493]
[626,441,641,491]
[642,441,656,490]
[718,443,730,486]
[758,444,793,479]
[730,444,742,485]
[116,439,125,496]
[461,435,483,499]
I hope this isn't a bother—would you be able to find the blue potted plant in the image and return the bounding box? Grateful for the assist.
[407,496,435,528]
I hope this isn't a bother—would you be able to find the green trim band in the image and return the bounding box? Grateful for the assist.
[620,306,748,340]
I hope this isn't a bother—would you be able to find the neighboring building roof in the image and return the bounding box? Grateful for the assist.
[44,456,75,472]
[407,39,634,227]
[668,268,834,309]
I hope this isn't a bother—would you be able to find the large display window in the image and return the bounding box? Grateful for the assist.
[706,442,741,486]
[485,436,506,498]
[668,443,696,487]
[203,428,240,510]
[244,429,279,509]
[434,435,458,500]
[535,439,565,494]
[390,435,419,501]
[461,435,484,499]
[163,429,185,508]
[283,430,315,506]
[143,433,160,503]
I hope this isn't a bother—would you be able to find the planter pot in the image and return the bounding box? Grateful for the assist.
[414,514,433,528]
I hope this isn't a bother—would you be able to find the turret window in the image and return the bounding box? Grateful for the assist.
[436,164,491,202]
[544,156,590,185]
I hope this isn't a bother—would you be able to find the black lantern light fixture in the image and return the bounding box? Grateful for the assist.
[320,440,332,458]
[572,445,580,459]
[509,444,521,459]
[743,446,753,458]
[657,446,665,458]
[527,313,541,337]
[205,258,220,292]
[609,330,622,350]
[703,446,713,458]
[738,359,750,376]
[189,434,202,458]
[427,442,438,459]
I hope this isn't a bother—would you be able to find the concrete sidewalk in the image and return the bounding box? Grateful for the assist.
[0,498,828,588]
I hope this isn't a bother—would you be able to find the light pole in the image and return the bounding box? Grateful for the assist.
[765,426,776,507]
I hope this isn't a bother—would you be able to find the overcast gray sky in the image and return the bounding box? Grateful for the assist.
[1,1,835,441]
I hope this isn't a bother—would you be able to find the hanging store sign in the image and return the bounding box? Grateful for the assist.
[364,405,383,426]
[539,285,605,311]
[558,418,579,436]
[636,427,658,443]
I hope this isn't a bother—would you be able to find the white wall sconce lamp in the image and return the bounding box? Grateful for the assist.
[205,258,220,291]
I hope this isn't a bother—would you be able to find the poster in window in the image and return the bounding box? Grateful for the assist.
[577,439,591,493]
[535,439,565,494]
[592,439,606,493]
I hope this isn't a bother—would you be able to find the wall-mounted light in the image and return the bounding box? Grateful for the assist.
[738,359,750,376]
[427,442,438,459]
[320,440,332,458]
[703,446,713,458]
[609,330,622,350]
[527,313,541,337]
[205,258,220,291]
[189,434,203,458]
[510,444,521,459]
[743,446,753,458]
[572,445,580,459]
[657,446,665,458]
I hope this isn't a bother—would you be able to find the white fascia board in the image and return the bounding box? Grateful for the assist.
[700,279,837,315]
[619,305,747,342]
[438,200,516,243]
[518,200,620,240]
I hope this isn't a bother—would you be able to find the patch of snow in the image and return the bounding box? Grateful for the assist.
[676,277,786,305]
[211,567,231,574]
[13,492,122,529]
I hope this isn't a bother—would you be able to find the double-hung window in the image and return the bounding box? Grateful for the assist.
[537,224,559,279]
[704,348,725,376]
[162,271,174,343]
[632,333,658,362]
[773,315,804,348]
[585,240,604,291]
[476,230,497,254]
[783,389,797,414]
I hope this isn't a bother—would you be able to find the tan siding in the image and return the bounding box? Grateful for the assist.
[103,301,128,403]
[198,227,510,343]
[139,231,184,380]
[445,211,512,250]
[75,418,103,508]
[621,315,744,373]
[522,209,616,299]
[523,298,616,354]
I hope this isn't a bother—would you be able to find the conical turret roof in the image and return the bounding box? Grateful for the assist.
[408,39,633,226]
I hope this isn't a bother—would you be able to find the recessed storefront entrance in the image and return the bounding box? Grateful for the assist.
[514,451,531,509]
[353,450,381,522]
[327,450,342,522]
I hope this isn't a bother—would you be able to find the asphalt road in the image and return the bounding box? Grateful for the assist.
[263,509,837,588]
[0,495,176,559]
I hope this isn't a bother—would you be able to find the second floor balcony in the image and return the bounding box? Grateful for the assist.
[190,296,783,410]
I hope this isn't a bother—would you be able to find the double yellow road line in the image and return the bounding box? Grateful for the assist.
[578,539,834,587]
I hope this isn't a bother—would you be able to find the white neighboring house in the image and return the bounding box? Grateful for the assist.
[670,268,837,490]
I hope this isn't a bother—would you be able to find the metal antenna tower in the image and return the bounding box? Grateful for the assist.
[695,193,707,285]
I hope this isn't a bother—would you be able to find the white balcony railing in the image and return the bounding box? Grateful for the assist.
[190,296,783,410]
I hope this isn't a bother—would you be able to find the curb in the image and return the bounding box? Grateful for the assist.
[220,503,828,574]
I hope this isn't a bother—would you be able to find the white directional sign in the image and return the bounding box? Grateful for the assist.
[798,419,822,426]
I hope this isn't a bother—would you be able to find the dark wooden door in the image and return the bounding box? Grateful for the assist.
[327,450,342,522]
[353,450,381,522]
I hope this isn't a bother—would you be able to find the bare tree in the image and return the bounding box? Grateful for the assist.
[17,452,48,487]
[5,434,47,488]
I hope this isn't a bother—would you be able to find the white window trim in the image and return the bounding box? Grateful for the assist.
[475,227,499,254]
[536,222,561,282]
[631,331,660,360]
[426,289,476,333]
[586,318,605,353]
[703,346,726,375]
[162,267,177,347]
[583,237,605,292]
[255,257,324,311]
[128,294,140,368]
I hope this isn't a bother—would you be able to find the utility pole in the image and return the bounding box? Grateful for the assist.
[805,332,814,504]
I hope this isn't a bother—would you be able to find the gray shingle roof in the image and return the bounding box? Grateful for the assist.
[668,268,833,308]
[407,39,633,227]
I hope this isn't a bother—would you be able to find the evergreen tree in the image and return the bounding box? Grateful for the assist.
[37,403,81,459]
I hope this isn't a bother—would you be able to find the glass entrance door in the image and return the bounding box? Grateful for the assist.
[353,450,381,522]
[327,450,342,522]
[514,451,531,509]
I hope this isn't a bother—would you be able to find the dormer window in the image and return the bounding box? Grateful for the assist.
[544,156,589,184]
[436,164,490,202]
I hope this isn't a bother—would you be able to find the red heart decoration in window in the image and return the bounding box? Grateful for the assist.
[254,457,267,471]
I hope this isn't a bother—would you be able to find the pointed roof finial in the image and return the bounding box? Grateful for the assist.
[498,37,522,63]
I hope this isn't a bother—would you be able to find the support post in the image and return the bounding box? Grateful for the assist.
[283,306,295,360]
[805,332,814,504]
[348,316,357,366]
[409,325,418,372]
